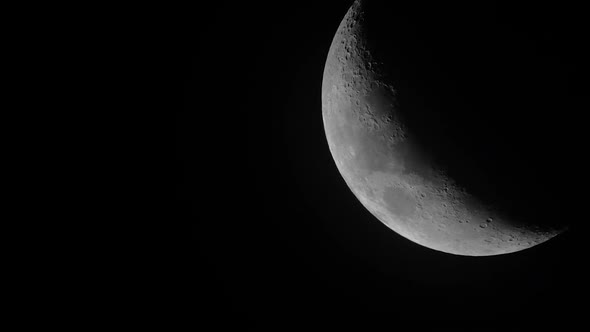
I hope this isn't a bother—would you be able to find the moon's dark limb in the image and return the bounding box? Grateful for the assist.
[322,0,569,256]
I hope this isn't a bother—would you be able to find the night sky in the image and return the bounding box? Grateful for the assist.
[181,1,587,328]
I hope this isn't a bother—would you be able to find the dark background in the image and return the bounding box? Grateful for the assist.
[181,1,587,328]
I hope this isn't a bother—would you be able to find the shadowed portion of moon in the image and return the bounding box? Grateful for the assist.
[322,0,570,255]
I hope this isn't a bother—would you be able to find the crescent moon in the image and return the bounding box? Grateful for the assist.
[321,0,566,256]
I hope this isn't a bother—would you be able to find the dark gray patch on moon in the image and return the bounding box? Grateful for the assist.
[383,186,417,219]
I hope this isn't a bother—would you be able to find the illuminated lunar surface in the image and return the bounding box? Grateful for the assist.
[321,0,566,256]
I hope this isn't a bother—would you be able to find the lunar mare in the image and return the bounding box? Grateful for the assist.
[322,0,563,256]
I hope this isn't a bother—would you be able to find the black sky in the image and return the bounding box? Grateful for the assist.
[182,1,587,329]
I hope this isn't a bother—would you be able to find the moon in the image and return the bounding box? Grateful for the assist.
[322,0,568,255]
